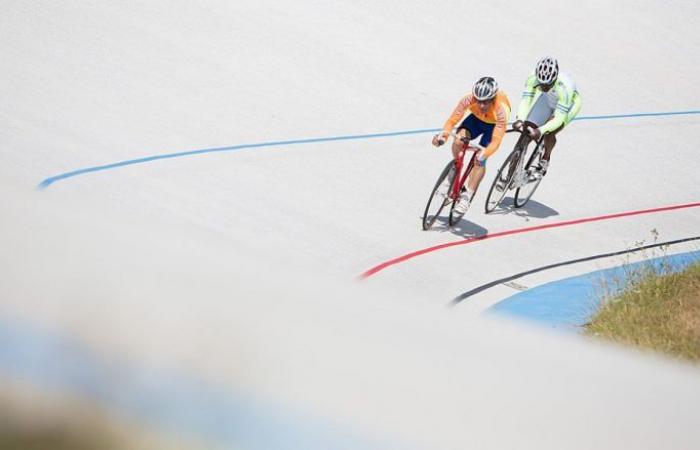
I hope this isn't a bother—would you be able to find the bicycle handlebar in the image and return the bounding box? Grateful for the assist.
[440,124,542,149]
[443,131,485,151]
[505,123,549,147]
[507,121,548,137]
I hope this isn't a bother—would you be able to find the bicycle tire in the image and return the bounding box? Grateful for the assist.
[514,141,545,208]
[484,150,520,214]
[422,160,455,230]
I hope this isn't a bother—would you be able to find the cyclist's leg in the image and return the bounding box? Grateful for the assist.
[543,123,564,162]
[451,128,471,160]
[466,120,495,193]
[544,93,580,163]
[453,114,480,160]
[467,156,486,193]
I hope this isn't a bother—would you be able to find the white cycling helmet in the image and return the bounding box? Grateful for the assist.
[472,76,498,101]
[535,56,559,85]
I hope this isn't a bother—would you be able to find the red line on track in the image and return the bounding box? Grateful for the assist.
[360,202,700,279]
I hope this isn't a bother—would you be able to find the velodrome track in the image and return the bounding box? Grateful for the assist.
[2,1,700,448]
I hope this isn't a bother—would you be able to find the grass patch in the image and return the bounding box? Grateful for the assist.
[0,394,120,450]
[585,261,700,361]
[0,423,117,450]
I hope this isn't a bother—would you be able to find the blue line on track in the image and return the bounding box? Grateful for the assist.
[37,109,700,189]
[571,110,700,121]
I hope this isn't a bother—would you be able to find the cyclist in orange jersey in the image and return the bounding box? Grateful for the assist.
[433,77,511,214]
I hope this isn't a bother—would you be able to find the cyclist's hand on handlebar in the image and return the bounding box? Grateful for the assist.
[512,120,524,131]
[432,133,447,147]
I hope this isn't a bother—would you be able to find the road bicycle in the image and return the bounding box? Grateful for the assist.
[421,132,484,230]
[484,124,546,213]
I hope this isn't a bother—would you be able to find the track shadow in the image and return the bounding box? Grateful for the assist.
[426,214,488,238]
[449,218,489,238]
[486,197,559,219]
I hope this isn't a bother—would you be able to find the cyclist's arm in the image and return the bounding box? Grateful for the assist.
[540,83,575,134]
[441,94,473,137]
[568,91,583,121]
[540,108,567,134]
[482,102,509,158]
[515,74,537,121]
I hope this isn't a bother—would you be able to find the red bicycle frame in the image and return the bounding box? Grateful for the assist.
[450,144,478,201]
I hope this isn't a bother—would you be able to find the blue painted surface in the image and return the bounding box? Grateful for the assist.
[486,250,700,331]
[0,319,402,450]
[38,110,700,189]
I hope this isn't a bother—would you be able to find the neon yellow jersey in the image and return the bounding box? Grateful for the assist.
[516,72,582,133]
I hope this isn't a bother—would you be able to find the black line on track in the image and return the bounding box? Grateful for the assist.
[450,235,700,306]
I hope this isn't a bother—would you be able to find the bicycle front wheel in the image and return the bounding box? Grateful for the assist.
[484,150,519,214]
[422,160,455,230]
[514,141,545,208]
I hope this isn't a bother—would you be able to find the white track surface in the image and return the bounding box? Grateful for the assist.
[2,2,700,449]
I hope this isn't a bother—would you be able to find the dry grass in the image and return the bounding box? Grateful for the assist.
[0,422,116,450]
[586,262,700,362]
[0,389,119,450]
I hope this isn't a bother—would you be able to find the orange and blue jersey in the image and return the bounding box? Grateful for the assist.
[441,91,511,158]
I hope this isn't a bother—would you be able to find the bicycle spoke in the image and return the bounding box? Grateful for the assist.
[514,141,545,208]
[485,150,519,214]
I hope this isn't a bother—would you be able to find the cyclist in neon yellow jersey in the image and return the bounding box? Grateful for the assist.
[512,56,582,178]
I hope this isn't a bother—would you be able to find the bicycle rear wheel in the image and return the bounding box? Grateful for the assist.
[484,150,519,214]
[514,141,545,208]
[422,160,455,230]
